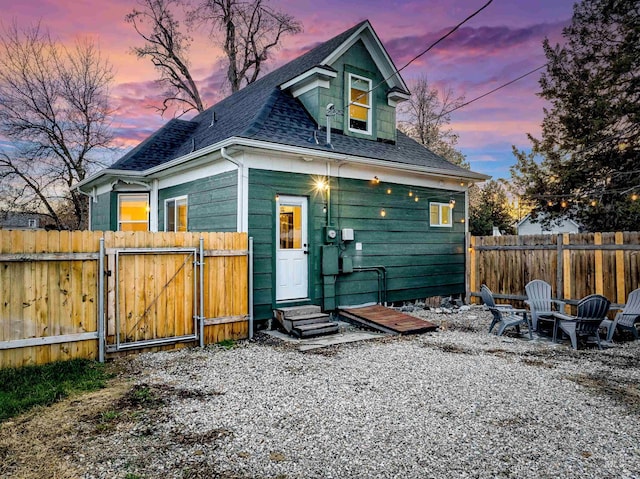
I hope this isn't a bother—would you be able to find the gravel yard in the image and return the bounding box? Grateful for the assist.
[2,306,640,479]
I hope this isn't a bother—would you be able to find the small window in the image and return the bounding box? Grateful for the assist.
[165,196,188,232]
[27,219,38,229]
[430,202,453,227]
[348,73,372,134]
[118,193,149,231]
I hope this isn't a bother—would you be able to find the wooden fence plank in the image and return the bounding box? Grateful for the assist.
[1,230,248,368]
[615,232,626,305]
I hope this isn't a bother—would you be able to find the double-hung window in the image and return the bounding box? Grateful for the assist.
[430,202,453,227]
[165,196,188,232]
[348,73,372,134]
[118,193,150,231]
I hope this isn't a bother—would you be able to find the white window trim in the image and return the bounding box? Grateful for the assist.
[117,193,150,231]
[164,195,188,232]
[430,202,453,228]
[348,73,372,135]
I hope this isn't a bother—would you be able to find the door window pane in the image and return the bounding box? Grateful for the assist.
[279,205,302,249]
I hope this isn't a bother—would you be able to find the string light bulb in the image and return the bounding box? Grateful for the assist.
[408,190,413,197]
[561,200,568,208]
[386,188,392,195]
[373,176,380,184]
[415,196,419,202]
[380,209,386,217]
[632,193,639,201]
[590,199,597,207]
[547,200,553,207]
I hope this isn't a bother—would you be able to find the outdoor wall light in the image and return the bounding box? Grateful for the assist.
[275,193,280,201]
[449,198,456,208]
[314,178,328,191]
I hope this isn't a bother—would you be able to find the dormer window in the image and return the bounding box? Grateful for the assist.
[348,74,372,134]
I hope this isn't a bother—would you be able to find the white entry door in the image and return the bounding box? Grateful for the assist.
[276,196,308,301]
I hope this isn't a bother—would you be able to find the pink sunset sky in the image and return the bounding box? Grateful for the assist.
[2,0,576,180]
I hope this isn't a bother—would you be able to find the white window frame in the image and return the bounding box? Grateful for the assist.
[164,196,188,232]
[430,202,453,228]
[27,218,38,229]
[348,73,372,135]
[117,193,150,231]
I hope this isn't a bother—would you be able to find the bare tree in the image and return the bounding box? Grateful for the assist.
[0,22,114,230]
[190,0,302,93]
[400,75,469,169]
[126,0,205,116]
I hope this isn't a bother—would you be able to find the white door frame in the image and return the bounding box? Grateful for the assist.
[275,195,309,301]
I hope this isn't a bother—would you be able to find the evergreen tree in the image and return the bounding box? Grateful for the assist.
[510,0,640,232]
[469,181,515,236]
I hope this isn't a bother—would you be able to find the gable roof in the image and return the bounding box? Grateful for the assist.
[88,20,488,186]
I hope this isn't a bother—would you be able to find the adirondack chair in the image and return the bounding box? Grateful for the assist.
[600,288,640,341]
[557,294,611,350]
[480,284,533,339]
[524,280,566,332]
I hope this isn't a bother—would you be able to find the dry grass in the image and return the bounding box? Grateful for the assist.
[0,378,130,479]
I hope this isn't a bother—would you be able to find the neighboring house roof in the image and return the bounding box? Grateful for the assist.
[0,212,50,230]
[516,214,581,234]
[80,20,488,189]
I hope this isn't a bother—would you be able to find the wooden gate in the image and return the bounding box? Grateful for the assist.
[106,246,200,352]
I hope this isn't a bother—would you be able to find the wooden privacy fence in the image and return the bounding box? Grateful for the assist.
[468,232,640,309]
[0,230,251,368]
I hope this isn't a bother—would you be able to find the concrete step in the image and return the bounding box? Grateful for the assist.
[293,322,340,338]
[287,312,331,326]
[275,305,322,320]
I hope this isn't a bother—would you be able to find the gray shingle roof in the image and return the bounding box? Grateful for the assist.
[109,20,479,179]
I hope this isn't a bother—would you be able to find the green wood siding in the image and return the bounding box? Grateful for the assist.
[90,192,111,231]
[248,169,466,321]
[296,39,396,143]
[158,171,237,232]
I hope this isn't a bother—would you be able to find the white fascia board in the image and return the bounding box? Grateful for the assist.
[241,148,466,192]
[279,67,337,97]
[322,22,409,94]
[387,90,411,107]
[231,137,490,183]
[80,135,488,195]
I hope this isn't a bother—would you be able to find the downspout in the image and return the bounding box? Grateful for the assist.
[221,147,246,232]
[222,147,253,338]
[326,161,332,226]
[76,186,97,231]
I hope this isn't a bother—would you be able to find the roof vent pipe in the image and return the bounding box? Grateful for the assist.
[325,103,335,149]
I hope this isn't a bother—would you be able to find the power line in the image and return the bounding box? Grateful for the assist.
[342,0,494,112]
[437,64,548,119]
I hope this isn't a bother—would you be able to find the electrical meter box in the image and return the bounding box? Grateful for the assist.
[324,226,338,243]
[321,245,339,275]
[341,228,354,241]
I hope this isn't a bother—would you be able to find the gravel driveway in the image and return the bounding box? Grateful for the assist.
[73,307,640,479]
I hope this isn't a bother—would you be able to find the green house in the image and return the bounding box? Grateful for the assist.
[76,20,488,328]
